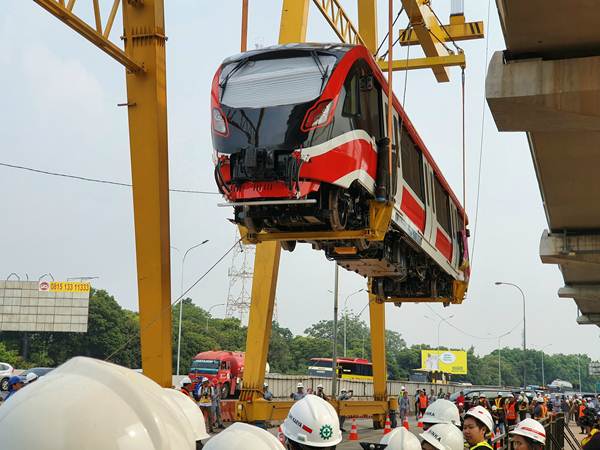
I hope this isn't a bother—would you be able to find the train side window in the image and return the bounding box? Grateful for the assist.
[357,67,382,141]
[400,127,425,202]
[434,177,451,234]
[342,70,360,117]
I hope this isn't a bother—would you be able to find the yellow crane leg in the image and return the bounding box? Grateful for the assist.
[279,0,310,44]
[357,0,378,54]
[239,241,282,402]
[122,0,172,387]
[369,288,387,428]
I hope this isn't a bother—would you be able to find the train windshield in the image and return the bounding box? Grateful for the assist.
[220,54,337,108]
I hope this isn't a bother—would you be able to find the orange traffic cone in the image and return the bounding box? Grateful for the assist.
[349,418,359,441]
[417,412,424,428]
[278,425,285,444]
[383,415,392,435]
[494,427,501,450]
[403,416,410,430]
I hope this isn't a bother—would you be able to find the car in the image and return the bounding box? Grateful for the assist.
[449,389,514,410]
[0,362,14,391]
[20,367,54,381]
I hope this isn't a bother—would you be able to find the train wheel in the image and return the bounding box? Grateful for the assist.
[329,188,350,231]
[281,240,296,252]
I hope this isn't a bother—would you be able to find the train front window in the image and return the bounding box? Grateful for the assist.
[220,54,337,109]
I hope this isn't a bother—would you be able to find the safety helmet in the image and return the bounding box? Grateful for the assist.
[204,422,284,449]
[497,392,502,396]
[162,388,210,441]
[380,426,421,450]
[423,399,461,427]
[180,376,192,386]
[282,394,342,447]
[297,382,304,389]
[401,386,406,391]
[465,406,494,433]
[264,382,269,387]
[420,423,465,450]
[492,405,498,411]
[317,384,323,389]
[25,372,38,383]
[509,418,546,445]
[202,377,209,383]
[0,357,197,449]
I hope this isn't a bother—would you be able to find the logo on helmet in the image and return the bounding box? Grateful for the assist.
[319,424,333,440]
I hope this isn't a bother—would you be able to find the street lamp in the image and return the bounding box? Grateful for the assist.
[206,303,226,332]
[343,288,365,357]
[171,239,210,375]
[424,314,454,349]
[495,281,527,388]
[541,344,552,387]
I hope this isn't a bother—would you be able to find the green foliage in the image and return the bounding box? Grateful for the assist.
[1,288,597,392]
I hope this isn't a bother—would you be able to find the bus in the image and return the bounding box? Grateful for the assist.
[307,357,373,380]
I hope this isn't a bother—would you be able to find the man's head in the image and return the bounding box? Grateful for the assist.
[263,382,268,391]
[316,384,323,392]
[296,382,304,392]
[201,377,210,386]
[463,406,493,446]
[180,376,192,392]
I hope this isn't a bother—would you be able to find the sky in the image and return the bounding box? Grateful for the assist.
[1,1,598,363]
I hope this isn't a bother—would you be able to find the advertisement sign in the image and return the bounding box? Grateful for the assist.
[421,350,468,375]
[38,281,91,293]
[589,361,600,376]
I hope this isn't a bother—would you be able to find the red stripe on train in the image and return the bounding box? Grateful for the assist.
[435,229,453,261]
[400,188,426,232]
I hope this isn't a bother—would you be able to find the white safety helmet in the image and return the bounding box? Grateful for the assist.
[465,406,494,433]
[162,388,210,441]
[423,399,461,426]
[282,394,342,447]
[509,418,546,445]
[420,423,465,450]
[204,422,284,449]
[381,426,421,450]
[201,377,209,383]
[264,382,269,387]
[401,386,406,391]
[317,384,323,389]
[25,372,38,383]
[297,382,304,389]
[0,357,197,449]
[180,376,192,387]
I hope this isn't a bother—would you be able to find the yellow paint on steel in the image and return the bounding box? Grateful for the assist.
[398,21,484,46]
[34,0,144,72]
[357,0,378,54]
[122,0,172,387]
[279,0,310,44]
[333,246,358,255]
[377,54,466,72]
[368,289,387,426]
[311,0,365,47]
[239,241,281,401]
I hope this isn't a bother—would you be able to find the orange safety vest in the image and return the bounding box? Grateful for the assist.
[419,395,428,409]
[506,402,517,420]
[580,405,586,418]
[541,404,547,418]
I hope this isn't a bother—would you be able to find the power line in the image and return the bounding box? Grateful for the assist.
[105,235,243,363]
[0,161,220,195]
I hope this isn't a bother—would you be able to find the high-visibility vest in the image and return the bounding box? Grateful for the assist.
[579,405,586,418]
[419,395,428,409]
[506,402,517,420]
[470,441,494,450]
[541,404,547,418]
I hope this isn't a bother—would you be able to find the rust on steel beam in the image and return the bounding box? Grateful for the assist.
[34,0,144,72]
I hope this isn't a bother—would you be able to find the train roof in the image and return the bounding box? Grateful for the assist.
[222,43,354,65]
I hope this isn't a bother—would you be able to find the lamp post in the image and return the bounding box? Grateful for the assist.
[423,314,454,349]
[541,344,552,387]
[332,264,339,399]
[171,239,209,375]
[343,288,365,357]
[495,281,527,387]
[206,303,226,332]
[577,354,582,394]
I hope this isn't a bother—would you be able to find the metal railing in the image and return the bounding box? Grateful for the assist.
[490,414,571,450]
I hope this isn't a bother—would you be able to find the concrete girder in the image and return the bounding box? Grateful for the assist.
[558,285,600,301]
[540,231,600,267]
[576,314,600,326]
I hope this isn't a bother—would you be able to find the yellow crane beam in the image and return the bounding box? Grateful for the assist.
[398,20,484,46]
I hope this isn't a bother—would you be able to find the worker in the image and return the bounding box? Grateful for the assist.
[204,422,284,449]
[505,394,518,428]
[339,388,352,432]
[533,397,544,420]
[579,400,588,434]
[580,414,600,450]
[494,393,506,434]
[263,382,273,401]
[281,394,342,449]
[518,393,529,422]
[162,387,211,448]
[180,376,194,398]
[422,399,461,431]
[477,394,490,410]
[508,418,546,450]
[196,377,214,433]
[399,390,410,426]
[418,389,429,417]
[463,406,495,450]
[210,378,224,430]
[420,423,466,450]
[315,383,328,400]
[4,376,25,401]
[360,423,422,450]
[290,382,306,401]
[0,356,200,449]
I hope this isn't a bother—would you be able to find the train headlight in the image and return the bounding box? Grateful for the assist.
[302,99,335,131]
[212,108,228,135]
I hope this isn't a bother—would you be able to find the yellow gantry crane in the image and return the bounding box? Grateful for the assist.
[33,0,483,424]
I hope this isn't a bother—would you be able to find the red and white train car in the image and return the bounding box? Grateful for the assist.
[212,43,469,300]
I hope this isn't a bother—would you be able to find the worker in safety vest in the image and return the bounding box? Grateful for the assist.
[418,390,429,416]
[505,394,518,427]
[518,393,529,422]
[204,422,284,449]
[579,400,588,434]
[463,406,495,450]
[0,356,209,449]
[494,393,506,434]
[281,394,342,449]
[509,418,546,450]
[196,377,214,433]
[180,376,194,398]
[580,412,600,450]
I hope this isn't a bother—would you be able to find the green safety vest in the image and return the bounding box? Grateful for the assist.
[470,441,494,450]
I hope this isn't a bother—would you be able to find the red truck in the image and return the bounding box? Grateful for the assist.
[189,350,245,398]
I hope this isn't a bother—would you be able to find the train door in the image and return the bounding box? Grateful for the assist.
[380,92,399,199]
[449,203,460,268]
[422,161,437,243]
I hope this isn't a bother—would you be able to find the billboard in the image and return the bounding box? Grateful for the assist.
[589,361,600,376]
[421,350,468,375]
[0,280,90,333]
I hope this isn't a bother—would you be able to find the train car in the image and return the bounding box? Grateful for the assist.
[211,43,469,300]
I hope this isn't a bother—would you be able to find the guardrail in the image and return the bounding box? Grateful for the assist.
[490,414,571,450]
